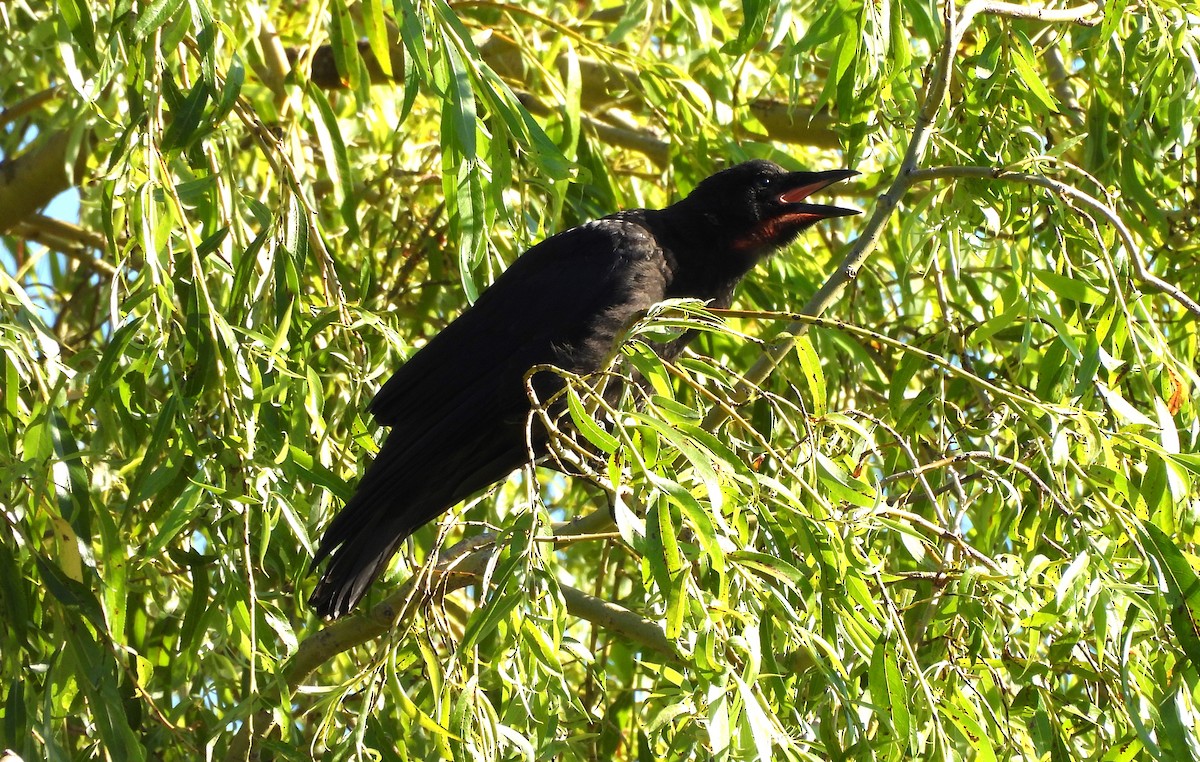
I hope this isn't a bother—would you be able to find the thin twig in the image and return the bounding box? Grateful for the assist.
[873,505,1003,572]
[880,448,1072,517]
[909,166,1200,319]
[221,508,617,760]
[700,0,1104,432]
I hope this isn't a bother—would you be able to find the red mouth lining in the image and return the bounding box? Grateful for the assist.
[778,179,839,205]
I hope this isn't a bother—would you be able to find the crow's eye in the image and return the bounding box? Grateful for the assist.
[754,176,772,190]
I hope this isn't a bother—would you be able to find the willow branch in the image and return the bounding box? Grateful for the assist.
[11,215,117,276]
[700,0,1105,431]
[0,86,62,130]
[0,130,89,234]
[880,449,1072,517]
[909,166,1200,319]
[221,508,624,760]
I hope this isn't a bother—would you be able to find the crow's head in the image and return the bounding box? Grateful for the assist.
[678,159,859,255]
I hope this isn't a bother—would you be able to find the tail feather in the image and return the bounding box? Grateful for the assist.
[309,428,532,618]
[309,516,408,618]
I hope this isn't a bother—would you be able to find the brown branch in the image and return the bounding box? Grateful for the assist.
[0,86,63,130]
[1042,36,1084,129]
[0,130,89,234]
[880,449,1072,517]
[221,508,632,760]
[909,166,1200,319]
[307,35,839,161]
[700,0,1105,431]
[746,100,841,149]
[251,6,291,100]
[515,91,670,167]
[21,213,108,251]
[11,214,117,276]
[972,0,1101,25]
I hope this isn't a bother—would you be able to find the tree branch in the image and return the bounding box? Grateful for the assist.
[909,165,1200,319]
[880,448,1072,518]
[0,86,62,130]
[11,214,117,276]
[221,508,627,760]
[0,130,88,234]
[700,0,1105,431]
[308,35,840,162]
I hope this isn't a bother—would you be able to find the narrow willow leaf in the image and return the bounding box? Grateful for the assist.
[1096,382,1155,427]
[1137,520,1200,668]
[566,384,619,454]
[363,0,393,78]
[132,0,186,40]
[1034,270,1107,305]
[441,36,477,160]
[733,674,775,761]
[794,334,827,417]
[814,451,876,508]
[145,482,204,555]
[35,556,107,632]
[725,0,771,55]
[870,639,912,745]
[631,411,724,513]
[1010,32,1057,113]
[328,0,364,95]
[308,83,357,231]
[288,445,353,502]
[1100,0,1130,40]
[82,317,144,411]
[940,694,997,762]
[731,551,807,589]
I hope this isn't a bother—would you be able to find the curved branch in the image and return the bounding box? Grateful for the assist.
[0,86,62,130]
[222,508,626,760]
[0,130,88,234]
[880,449,1072,518]
[700,0,1105,430]
[909,165,1200,319]
[11,214,117,276]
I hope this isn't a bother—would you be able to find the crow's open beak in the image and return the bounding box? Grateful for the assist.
[776,169,860,220]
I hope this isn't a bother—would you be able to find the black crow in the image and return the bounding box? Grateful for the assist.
[309,159,858,618]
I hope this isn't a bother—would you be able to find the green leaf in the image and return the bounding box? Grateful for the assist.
[725,0,771,56]
[36,556,108,632]
[57,0,99,65]
[1009,32,1057,113]
[161,78,211,152]
[870,638,911,746]
[814,451,876,508]
[82,317,144,411]
[329,0,365,95]
[1034,270,1107,305]
[940,693,997,762]
[1136,520,1200,668]
[459,590,523,654]
[566,384,619,454]
[363,0,393,79]
[144,481,204,555]
[733,674,775,761]
[1100,0,1131,40]
[132,0,186,40]
[308,82,358,232]
[730,551,807,590]
[793,334,827,416]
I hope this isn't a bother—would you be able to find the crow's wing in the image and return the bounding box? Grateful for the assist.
[367,217,665,447]
[309,218,667,617]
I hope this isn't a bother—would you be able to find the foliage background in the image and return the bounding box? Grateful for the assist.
[2,0,1200,759]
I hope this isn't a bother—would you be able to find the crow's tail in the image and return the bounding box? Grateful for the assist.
[308,512,409,619]
[308,428,531,618]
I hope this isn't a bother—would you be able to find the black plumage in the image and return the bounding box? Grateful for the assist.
[309,159,857,618]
